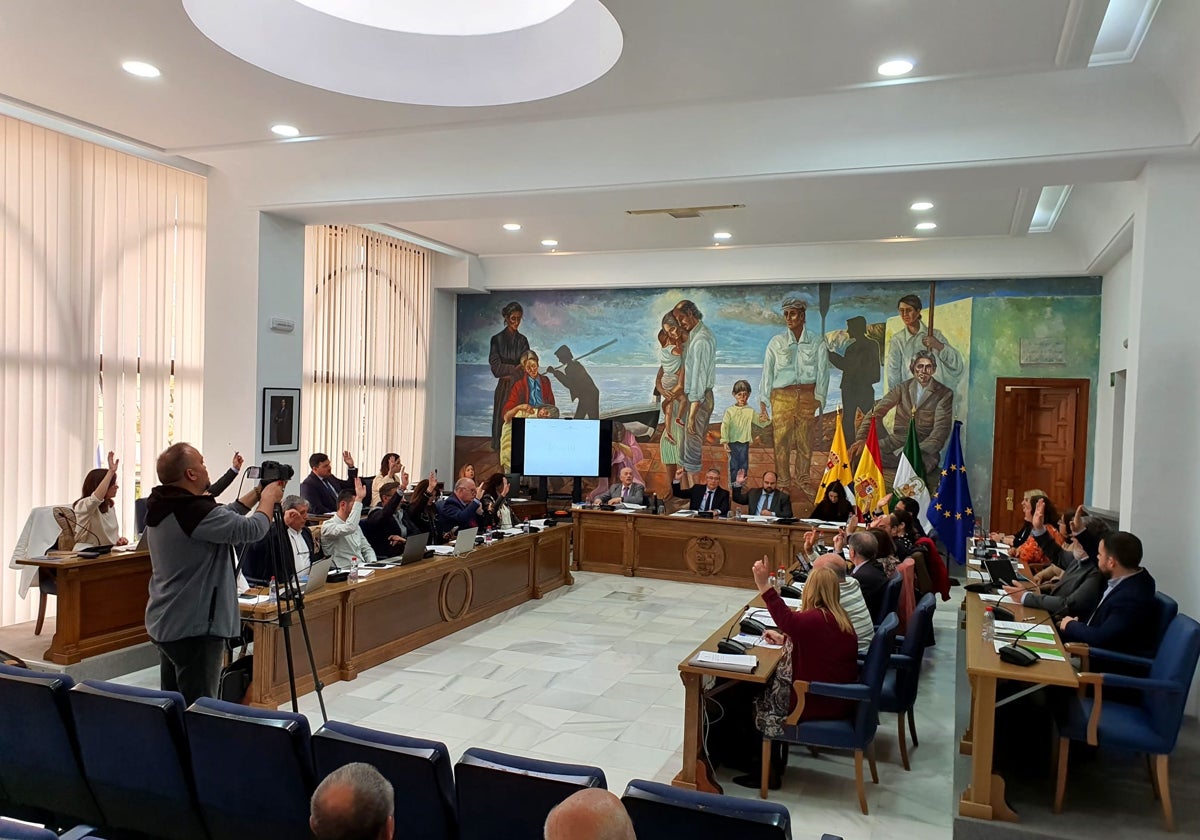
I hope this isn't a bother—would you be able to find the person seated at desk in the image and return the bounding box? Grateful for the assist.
[437,478,481,535]
[732,469,792,517]
[598,467,644,508]
[1058,531,1158,655]
[809,479,851,522]
[839,530,888,623]
[732,560,860,789]
[73,450,128,549]
[406,473,445,545]
[800,538,874,654]
[320,481,376,568]
[363,479,410,560]
[301,450,359,515]
[479,473,515,529]
[1002,506,1108,621]
[672,467,730,516]
[370,452,405,507]
[239,495,323,584]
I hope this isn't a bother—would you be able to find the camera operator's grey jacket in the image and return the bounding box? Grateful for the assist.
[144,486,271,642]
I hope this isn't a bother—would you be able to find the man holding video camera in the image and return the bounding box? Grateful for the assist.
[144,443,287,704]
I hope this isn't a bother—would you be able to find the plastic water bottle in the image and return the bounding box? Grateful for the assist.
[982,607,995,643]
[522,518,530,534]
[651,493,659,514]
[268,576,278,604]
[349,555,360,585]
[776,566,787,588]
[767,574,777,592]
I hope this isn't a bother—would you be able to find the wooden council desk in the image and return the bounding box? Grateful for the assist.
[15,548,152,665]
[241,525,572,708]
[959,592,1079,821]
[573,508,837,588]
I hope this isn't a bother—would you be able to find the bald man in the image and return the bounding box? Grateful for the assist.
[812,553,874,653]
[310,762,394,840]
[544,788,636,840]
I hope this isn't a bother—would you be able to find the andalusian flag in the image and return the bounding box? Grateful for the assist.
[891,418,932,531]
[817,409,855,508]
[852,416,887,516]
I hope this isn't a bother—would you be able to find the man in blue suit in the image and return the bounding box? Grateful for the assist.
[1058,531,1158,655]
[300,451,358,515]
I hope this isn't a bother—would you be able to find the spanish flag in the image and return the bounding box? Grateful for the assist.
[816,409,855,508]
[852,416,887,516]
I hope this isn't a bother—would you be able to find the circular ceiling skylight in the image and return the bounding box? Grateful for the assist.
[292,0,575,36]
[182,0,623,107]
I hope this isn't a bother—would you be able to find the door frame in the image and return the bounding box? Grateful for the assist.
[990,377,1090,532]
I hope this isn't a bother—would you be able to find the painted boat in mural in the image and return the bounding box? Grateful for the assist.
[599,402,663,438]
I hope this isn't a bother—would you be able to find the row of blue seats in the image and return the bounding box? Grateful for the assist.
[0,663,806,840]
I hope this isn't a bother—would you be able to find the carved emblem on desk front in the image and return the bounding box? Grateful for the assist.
[685,536,725,576]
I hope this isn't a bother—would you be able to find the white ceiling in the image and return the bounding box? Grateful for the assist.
[2,0,1198,260]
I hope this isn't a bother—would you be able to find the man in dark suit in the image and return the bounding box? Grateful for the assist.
[362,479,410,560]
[239,495,322,585]
[1059,531,1158,655]
[844,530,888,623]
[300,451,358,515]
[437,478,481,535]
[672,467,731,516]
[731,469,793,517]
[598,467,645,507]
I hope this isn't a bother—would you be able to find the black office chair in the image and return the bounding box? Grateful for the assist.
[622,779,792,839]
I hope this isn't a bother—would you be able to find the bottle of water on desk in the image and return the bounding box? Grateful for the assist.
[349,555,360,585]
[982,606,995,643]
[268,576,278,604]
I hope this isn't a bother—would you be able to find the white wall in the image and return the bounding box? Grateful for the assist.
[1091,247,1132,509]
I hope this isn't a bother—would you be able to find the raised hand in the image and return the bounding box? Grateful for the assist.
[354,476,366,502]
[803,529,817,554]
[107,451,119,471]
[751,555,773,593]
[833,530,846,555]
[232,451,244,470]
[735,468,746,485]
[674,467,685,483]
[399,468,409,488]
[342,450,355,468]
[427,470,436,488]
[1032,498,1045,530]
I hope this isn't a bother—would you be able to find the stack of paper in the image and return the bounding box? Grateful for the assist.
[688,651,758,673]
[671,510,698,517]
[993,620,1056,644]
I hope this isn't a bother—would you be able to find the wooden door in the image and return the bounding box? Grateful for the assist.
[990,378,1089,536]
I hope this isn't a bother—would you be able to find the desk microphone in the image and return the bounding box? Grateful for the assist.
[998,613,1053,667]
[717,605,750,655]
[989,589,1020,623]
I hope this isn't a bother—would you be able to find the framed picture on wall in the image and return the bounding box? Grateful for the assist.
[263,387,300,453]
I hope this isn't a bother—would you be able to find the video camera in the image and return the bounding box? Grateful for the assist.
[256,460,295,485]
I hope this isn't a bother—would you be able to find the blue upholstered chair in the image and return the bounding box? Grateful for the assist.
[875,575,903,627]
[68,680,209,840]
[0,665,102,829]
[185,697,314,840]
[759,613,900,814]
[1154,593,1179,649]
[1055,613,1200,832]
[455,747,605,840]
[878,593,937,770]
[622,779,791,840]
[0,819,96,839]
[313,721,456,840]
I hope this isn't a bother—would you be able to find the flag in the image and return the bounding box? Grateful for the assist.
[931,420,975,565]
[816,410,855,508]
[891,417,931,532]
[852,416,886,516]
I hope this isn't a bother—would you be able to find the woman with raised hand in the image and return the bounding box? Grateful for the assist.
[73,451,128,549]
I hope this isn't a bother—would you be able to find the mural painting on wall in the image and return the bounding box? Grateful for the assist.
[455,279,1096,517]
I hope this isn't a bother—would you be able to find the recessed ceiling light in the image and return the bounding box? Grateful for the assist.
[541,239,558,247]
[915,221,938,231]
[270,124,300,137]
[713,232,732,241]
[878,59,914,77]
[910,201,934,211]
[122,60,161,78]
[502,223,522,232]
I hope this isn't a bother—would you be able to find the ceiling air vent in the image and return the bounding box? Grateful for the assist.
[626,204,744,219]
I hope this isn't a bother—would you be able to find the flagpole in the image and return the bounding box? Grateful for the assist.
[927,281,936,337]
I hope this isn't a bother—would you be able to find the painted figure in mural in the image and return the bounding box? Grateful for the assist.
[759,296,830,499]
[499,350,559,473]
[720,380,767,484]
[673,300,716,484]
[851,350,953,488]
[828,315,880,445]
[488,301,531,451]
[655,312,688,452]
[547,345,600,420]
[885,294,963,390]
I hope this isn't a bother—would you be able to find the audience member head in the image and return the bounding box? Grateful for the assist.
[282,495,309,530]
[889,509,916,539]
[761,471,779,492]
[336,488,357,517]
[80,467,117,512]
[310,453,333,478]
[458,463,475,480]
[704,468,721,491]
[480,473,507,501]
[1099,531,1143,577]
[867,527,895,559]
[1072,517,1111,563]
[1026,495,1058,529]
[894,495,922,522]
[812,553,848,580]
[454,478,477,504]
[377,482,400,505]
[157,443,209,494]
[543,788,635,840]
[378,453,400,477]
[847,531,878,565]
[310,762,394,840]
[1018,488,1047,522]
[799,566,854,635]
[501,301,523,332]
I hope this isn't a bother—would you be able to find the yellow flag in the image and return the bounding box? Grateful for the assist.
[852,416,887,516]
[817,410,855,507]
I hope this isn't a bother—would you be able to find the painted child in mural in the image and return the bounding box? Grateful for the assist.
[827,315,880,445]
[488,301,531,451]
[720,380,768,484]
[672,299,716,485]
[655,311,688,451]
[499,350,559,473]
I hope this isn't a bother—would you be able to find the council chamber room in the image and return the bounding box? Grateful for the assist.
[1,3,1199,840]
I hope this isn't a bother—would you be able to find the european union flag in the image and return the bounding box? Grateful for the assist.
[931,420,975,565]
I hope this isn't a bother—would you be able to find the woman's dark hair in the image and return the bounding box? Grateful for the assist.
[480,473,506,500]
[868,527,895,559]
[1028,495,1059,530]
[409,479,433,516]
[378,452,400,476]
[889,509,916,538]
[894,496,921,520]
[79,468,113,513]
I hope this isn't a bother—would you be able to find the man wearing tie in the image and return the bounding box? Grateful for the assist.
[731,469,793,518]
[672,468,731,516]
[598,467,645,508]
[300,451,359,515]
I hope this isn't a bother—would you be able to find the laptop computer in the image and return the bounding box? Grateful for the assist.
[453,527,478,555]
[399,531,430,564]
[984,558,1020,587]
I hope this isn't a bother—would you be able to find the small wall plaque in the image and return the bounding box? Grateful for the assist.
[1019,338,1067,365]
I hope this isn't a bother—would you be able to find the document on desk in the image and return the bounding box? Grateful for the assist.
[743,608,778,629]
[977,593,1009,602]
[992,640,1066,661]
[688,651,758,673]
[429,545,455,556]
[619,503,646,511]
[671,510,698,517]
[993,620,1057,644]
[237,594,273,605]
[112,544,139,553]
[734,633,783,649]
[742,515,778,524]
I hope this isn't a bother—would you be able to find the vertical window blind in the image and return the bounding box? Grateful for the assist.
[1,115,206,626]
[303,225,431,479]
